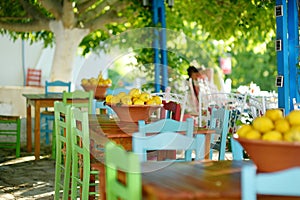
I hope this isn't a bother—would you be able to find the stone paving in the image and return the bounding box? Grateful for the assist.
[0,145,55,200]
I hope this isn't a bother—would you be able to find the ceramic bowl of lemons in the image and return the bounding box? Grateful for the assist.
[81,74,112,99]
[105,88,162,122]
[234,109,300,172]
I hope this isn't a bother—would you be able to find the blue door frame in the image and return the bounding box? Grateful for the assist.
[276,0,299,115]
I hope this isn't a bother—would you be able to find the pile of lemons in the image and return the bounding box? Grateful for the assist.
[105,88,162,106]
[237,109,300,142]
[81,71,112,87]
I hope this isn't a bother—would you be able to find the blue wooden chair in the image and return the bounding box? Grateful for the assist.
[105,141,141,200]
[132,130,197,162]
[40,80,71,145]
[137,118,197,161]
[208,107,231,160]
[242,162,300,200]
[230,137,245,160]
[106,88,129,95]
[92,99,115,117]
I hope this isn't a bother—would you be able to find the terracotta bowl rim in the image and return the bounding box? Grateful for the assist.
[233,134,300,147]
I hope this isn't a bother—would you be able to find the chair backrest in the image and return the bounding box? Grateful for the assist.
[70,107,92,199]
[54,101,72,200]
[230,137,245,160]
[106,88,129,95]
[92,99,115,117]
[208,107,230,160]
[62,90,94,114]
[242,162,300,200]
[138,118,194,136]
[132,131,196,162]
[26,68,42,87]
[105,141,142,200]
[151,91,188,121]
[45,80,71,95]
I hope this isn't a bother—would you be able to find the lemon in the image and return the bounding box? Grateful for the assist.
[283,127,300,142]
[265,109,284,122]
[133,99,144,105]
[252,116,274,133]
[245,129,261,140]
[146,99,157,105]
[117,92,127,98]
[129,88,141,98]
[274,118,290,133]
[139,92,151,102]
[286,110,300,126]
[110,96,121,104]
[262,130,282,141]
[152,96,162,105]
[236,124,252,138]
[121,95,132,105]
[105,94,113,103]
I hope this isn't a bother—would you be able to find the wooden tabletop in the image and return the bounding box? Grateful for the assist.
[88,114,215,152]
[141,160,300,200]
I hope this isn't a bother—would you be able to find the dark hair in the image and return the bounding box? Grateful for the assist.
[187,66,199,78]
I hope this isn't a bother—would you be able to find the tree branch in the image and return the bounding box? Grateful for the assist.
[86,9,126,32]
[0,20,50,32]
[60,0,76,28]
[38,0,63,20]
[78,0,119,24]
[19,0,49,22]
[76,0,98,14]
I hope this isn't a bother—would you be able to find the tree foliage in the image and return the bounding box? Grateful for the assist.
[0,0,278,91]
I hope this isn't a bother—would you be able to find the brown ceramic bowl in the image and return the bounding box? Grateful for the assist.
[234,135,300,172]
[107,104,162,122]
[81,84,110,99]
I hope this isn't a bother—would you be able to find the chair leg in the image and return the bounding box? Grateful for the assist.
[16,118,21,158]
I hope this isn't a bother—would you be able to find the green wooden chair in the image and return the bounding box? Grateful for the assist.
[70,107,101,199]
[0,115,21,158]
[105,141,142,200]
[53,101,72,200]
[62,90,94,114]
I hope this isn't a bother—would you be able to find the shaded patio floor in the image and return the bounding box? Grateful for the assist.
[0,145,55,200]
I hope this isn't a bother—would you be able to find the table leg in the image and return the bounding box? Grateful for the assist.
[34,101,41,160]
[204,134,211,159]
[26,101,32,152]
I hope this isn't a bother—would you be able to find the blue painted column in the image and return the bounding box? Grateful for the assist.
[152,0,168,92]
[152,0,161,92]
[276,0,289,115]
[287,0,299,110]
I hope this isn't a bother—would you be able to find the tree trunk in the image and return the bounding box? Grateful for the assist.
[49,20,89,82]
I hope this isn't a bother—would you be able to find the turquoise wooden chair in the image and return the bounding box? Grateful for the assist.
[105,141,141,200]
[133,130,197,162]
[54,101,72,200]
[242,162,300,200]
[106,88,129,95]
[230,137,245,160]
[62,90,93,114]
[40,80,71,145]
[137,118,197,161]
[92,99,115,117]
[70,107,102,199]
[208,107,231,160]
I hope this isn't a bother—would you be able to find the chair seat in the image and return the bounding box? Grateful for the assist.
[40,111,55,115]
[0,115,20,121]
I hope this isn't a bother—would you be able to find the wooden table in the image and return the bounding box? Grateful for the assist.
[141,160,300,200]
[23,93,65,160]
[89,114,215,159]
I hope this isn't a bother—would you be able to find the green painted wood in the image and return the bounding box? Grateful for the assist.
[105,141,141,200]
